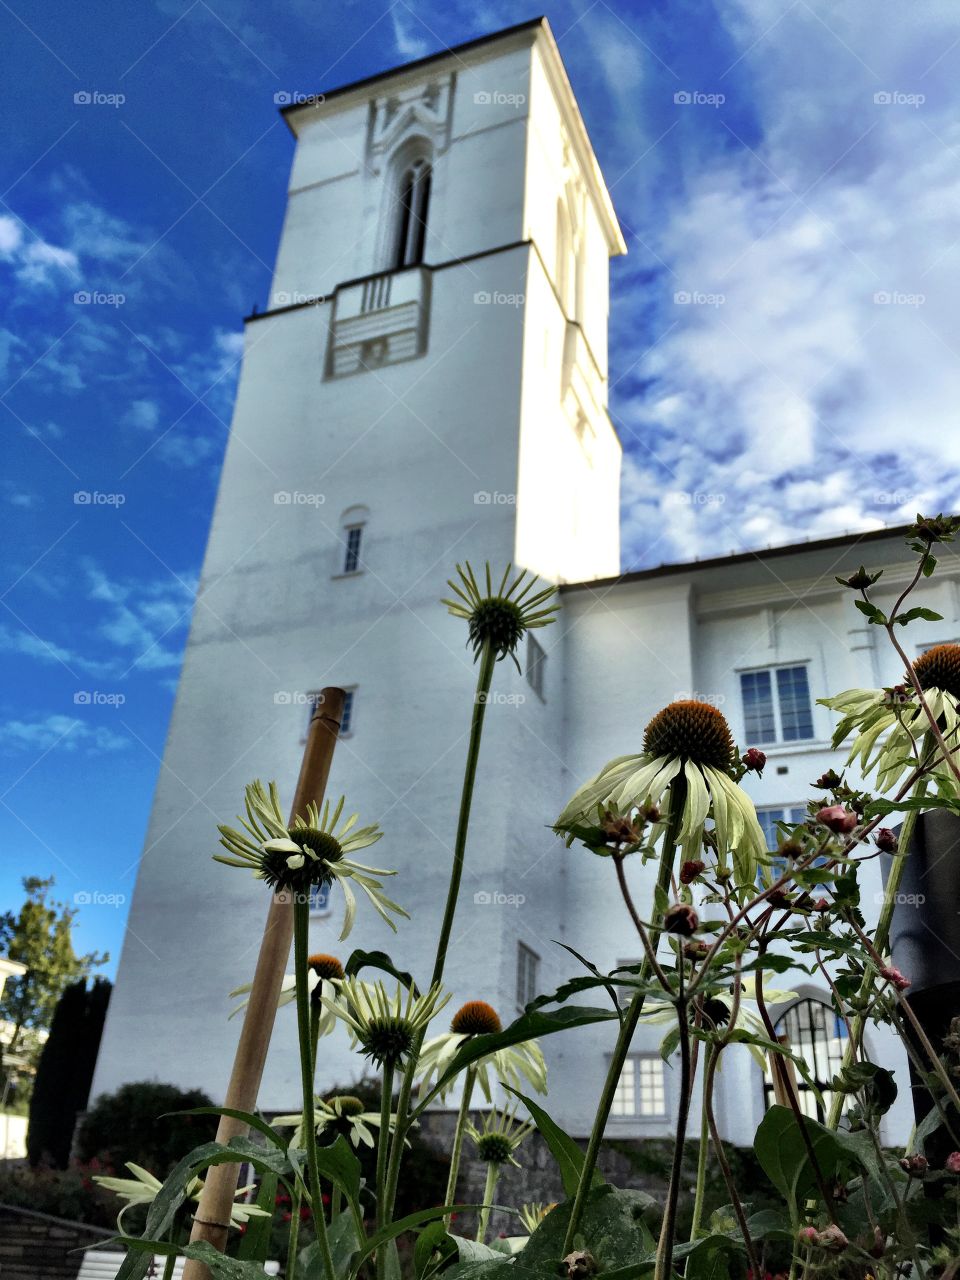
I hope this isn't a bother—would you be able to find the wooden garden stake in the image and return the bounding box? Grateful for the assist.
[182,687,345,1280]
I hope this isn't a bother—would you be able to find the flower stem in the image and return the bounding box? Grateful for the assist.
[444,1067,476,1227]
[375,1060,395,1280]
[688,1101,710,1243]
[431,639,497,987]
[825,778,925,1130]
[383,640,497,1223]
[654,976,691,1280]
[476,1163,500,1242]
[287,1185,302,1280]
[293,897,335,1280]
[561,773,687,1256]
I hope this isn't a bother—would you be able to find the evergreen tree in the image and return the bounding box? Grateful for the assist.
[27,977,112,1167]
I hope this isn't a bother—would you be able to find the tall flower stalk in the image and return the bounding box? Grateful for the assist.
[292,897,336,1280]
[382,564,556,1224]
[561,772,687,1256]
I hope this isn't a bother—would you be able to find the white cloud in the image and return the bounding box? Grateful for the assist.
[124,399,161,432]
[0,713,128,754]
[610,0,960,564]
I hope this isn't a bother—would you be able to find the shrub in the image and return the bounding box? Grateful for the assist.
[74,1081,216,1176]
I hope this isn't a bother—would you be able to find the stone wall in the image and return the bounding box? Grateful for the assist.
[418,1111,675,1239]
[0,1203,119,1280]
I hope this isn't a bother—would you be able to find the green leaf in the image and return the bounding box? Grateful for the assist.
[414,1220,456,1278]
[451,1237,510,1264]
[753,1105,864,1219]
[854,599,887,625]
[426,1007,619,1103]
[173,1106,289,1154]
[236,1169,277,1262]
[896,607,943,625]
[505,1088,603,1199]
[289,1134,363,1206]
[351,1205,516,1277]
[300,1210,363,1280]
[521,1186,658,1271]
[184,1241,282,1277]
[344,948,418,993]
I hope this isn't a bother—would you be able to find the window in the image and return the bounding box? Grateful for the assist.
[763,997,848,1122]
[611,1055,667,1119]
[303,688,355,739]
[740,665,814,744]
[308,883,331,916]
[393,158,431,269]
[340,688,355,735]
[343,526,363,574]
[526,635,546,700]
[516,943,539,1010]
[756,805,807,851]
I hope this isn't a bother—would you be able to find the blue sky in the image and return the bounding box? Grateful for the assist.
[2,0,960,973]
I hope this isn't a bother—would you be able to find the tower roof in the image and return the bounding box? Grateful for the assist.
[281,17,626,256]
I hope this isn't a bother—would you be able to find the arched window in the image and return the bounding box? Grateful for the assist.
[763,996,849,1122]
[338,505,369,576]
[392,157,431,270]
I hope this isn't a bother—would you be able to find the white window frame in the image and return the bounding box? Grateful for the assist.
[516,942,540,1012]
[342,525,363,575]
[739,662,815,745]
[610,1053,668,1120]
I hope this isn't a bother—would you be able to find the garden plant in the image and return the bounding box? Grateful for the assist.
[106,525,960,1279]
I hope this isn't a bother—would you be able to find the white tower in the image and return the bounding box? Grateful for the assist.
[92,17,626,1114]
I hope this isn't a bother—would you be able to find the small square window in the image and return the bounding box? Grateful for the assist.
[343,526,363,574]
[526,635,546,700]
[303,688,355,740]
[516,943,540,1010]
[740,664,814,745]
[308,883,331,916]
[611,1055,667,1119]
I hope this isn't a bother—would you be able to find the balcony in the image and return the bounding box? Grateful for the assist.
[325,266,431,378]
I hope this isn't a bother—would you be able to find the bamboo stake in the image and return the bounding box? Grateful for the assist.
[182,687,345,1280]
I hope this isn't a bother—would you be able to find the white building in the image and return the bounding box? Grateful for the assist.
[92,18,954,1149]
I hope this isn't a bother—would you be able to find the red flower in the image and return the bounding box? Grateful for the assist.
[742,748,766,774]
[881,965,911,992]
[816,804,857,834]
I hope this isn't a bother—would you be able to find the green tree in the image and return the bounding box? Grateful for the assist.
[27,976,112,1168]
[0,877,107,1107]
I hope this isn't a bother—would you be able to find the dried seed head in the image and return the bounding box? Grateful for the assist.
[643,700,734,769]
[913,643,960,701]
[451,1000,502,1036]
[308,954,345,980]
[664,902,699,937]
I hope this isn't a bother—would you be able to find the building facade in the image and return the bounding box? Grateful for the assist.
[92,18,956,1149]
